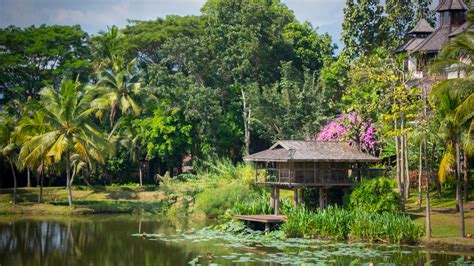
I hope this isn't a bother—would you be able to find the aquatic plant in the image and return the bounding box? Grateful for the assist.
[281,205,423,244]
[350,210,424,244]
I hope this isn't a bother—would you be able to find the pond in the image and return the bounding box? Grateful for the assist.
[0,215,472,265]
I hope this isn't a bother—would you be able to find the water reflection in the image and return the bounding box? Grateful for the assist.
[0,215,472,265]
[0,216,207,266]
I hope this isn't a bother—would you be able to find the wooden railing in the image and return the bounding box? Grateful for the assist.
[256,167,387,186]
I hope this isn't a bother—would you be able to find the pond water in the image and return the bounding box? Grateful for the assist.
[0,215,472,265]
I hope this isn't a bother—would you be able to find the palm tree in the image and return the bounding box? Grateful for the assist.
[0,111,19,204]
[18,79,112,206]
[94,57,142,138]
[429,10,474,238]
[90,25,124,72]
[118,117,147,186]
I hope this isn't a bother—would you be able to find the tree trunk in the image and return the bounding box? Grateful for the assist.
[456,142,465,237]
[66,152,73,207]
[418,142,423,210]
[139,164,143,187]
[395,119,403,197]
[431,142,442,197]
[404,134,410,199]
[9,161,17,204]
[464,151,469,202]
[27,167,31,187]
[241,88,251,155]
[38,164,44,203]
[424,137,431,239]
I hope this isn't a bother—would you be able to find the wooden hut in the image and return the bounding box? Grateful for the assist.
[243,140,380,214]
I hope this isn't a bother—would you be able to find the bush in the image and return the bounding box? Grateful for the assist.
[195,183,258,219]
[350,177,402,213]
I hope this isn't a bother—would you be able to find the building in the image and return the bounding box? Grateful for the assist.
[243,140,380,214]
[397,0,470,81]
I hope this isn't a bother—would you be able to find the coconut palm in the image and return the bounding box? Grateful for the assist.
[94,56,142,140]
[18,79,112,206]
[429,10,474,238]
[0,111,19,204]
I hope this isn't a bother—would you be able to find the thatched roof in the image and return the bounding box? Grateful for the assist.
[449,21,473,37]
[434,0,468,12]
[409,19,435,34]
[396,38,426,53]
[411,25,460,53]
[243,140,380,163]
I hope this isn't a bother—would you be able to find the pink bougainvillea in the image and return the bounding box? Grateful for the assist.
[314,113,379,154]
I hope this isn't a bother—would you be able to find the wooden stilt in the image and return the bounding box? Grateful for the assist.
[319,187,325,210]
[274,188,280,215]
[270,186,275,208]
[299,188,305,205]
[293,187,298,207]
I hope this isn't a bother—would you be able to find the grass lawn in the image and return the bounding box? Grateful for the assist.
[0,185,168,215]
[406,188,474,250]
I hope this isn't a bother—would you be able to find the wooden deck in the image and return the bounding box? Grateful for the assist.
[234,215,286,223]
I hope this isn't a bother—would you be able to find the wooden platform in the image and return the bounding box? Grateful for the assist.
[234,215,286,223]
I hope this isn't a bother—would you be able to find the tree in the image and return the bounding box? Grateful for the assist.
[384,0,415,49]
[95,56,143,138]
[315,113,379,154]
[0,25,91,103]
[0,110,19,204]
[137,106,193,175]
[412,0,436,28]
[122,15,204,67]
[429,11,474,236]
[18,79,111,206]
[341,0,386,58]
[252,62,330,142]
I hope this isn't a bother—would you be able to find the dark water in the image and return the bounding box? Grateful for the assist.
[0,215,472,266]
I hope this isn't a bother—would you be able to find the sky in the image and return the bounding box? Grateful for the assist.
[0,0,345,49]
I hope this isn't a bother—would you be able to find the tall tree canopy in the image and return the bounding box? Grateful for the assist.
[0,25,91,103]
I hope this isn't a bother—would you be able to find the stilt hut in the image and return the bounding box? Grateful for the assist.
[243,140,380,215]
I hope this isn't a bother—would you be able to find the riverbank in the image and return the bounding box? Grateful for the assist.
[0,186,170,215]
[2,185,474,251]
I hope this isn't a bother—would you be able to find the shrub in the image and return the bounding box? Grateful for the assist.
[350,177,402,213]
[195,183,258,219]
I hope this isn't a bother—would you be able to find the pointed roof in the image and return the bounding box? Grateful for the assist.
[434,0,468,12]
[243,140,380,162]
[409,19,435,34]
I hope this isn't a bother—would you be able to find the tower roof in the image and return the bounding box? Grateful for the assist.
[434,0,469,12]
[409,18,435,34]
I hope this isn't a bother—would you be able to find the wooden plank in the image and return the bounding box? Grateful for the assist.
[234,215,286,223]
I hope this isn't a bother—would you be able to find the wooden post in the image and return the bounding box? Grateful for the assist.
[270,186,275,208]
[293,187,298,207]
[299,188,305,205]
[319,187,325,210]
[274,188,280,215]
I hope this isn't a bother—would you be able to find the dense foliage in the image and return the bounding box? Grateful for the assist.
[281,206,423,244]
[350,177,402,213]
